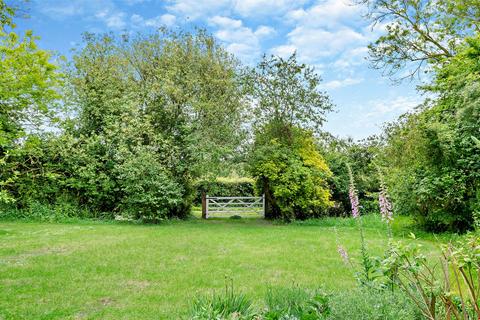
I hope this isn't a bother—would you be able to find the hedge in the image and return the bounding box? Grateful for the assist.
[193,177,255,204]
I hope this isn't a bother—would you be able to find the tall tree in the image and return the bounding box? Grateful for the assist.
[358,0,480,80]
[243,53,333,136]
[54,29,247,219]
[0,1,60,149]
[0,0,61,204]
[381,35,480,231]
[245,54,334,220]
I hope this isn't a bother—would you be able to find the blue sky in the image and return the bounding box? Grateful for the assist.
[18,0,424,140]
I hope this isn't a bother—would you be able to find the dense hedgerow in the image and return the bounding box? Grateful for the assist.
[1,28,245,221]
[381,36,480,232]
[192,177,255,204]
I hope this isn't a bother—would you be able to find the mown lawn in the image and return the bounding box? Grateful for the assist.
[0,216,447,319]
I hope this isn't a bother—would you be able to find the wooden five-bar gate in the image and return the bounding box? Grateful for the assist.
[201,194,265,219]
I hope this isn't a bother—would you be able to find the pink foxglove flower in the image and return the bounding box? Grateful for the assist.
[347,165,360,218]
[379,186,393,223]
[349,186,360,218]
[377,168,393,224]
[337,245,350,265]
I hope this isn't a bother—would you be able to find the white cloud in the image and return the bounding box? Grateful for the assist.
[286,0,360,27]
[39,0,130,30]
[274,26,365,62]
[270,44,297,58]
[208,15,265,62]
[324,94,422,140]
[233,0,304,17]
[147,14,176,27]
[39,0,118,18]
[271,0,369,63]
[96,10,127,29]
[166,0,230,20]
[130,13,177,29]
[332,46,368,70]
[165,0,305,20]
[366,96,422,116]
[208,15,243,29]
[41,4,83,17]
[130,14,144,25]
[154,14,177,27]
[254,25,275,37]
[323,77,364,90]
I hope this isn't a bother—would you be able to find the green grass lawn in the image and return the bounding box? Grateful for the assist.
[0,215,447,319]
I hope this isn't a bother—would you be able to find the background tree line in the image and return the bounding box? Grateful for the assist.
[0,0,478,232]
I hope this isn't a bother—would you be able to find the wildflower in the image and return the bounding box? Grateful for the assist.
[379,188,393,223]
[349,186,360,218]
[337,245,350,265]
[378,171,393,223]
[347,165,360,218]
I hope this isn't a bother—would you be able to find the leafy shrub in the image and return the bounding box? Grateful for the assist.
[249,126,333,220]
[381,36,480,232]
[321,137,381,217]
[193,177,255,204]
[379,234,480,320]
[1,29,247,222]
[115,147,186,222]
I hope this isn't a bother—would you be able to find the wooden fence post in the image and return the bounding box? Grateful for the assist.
[262,193,266,218]
[201,192,207,219]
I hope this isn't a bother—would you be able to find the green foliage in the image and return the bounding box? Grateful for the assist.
[191,285,418,320]
[0,1,15,29]
[115,147,186,222]
[0,2,61,204]
[2,28,248,220]
[249,126,333,220]
[243,53,333,133]
[358,0,479,79]
[0,7,60,148]
[320,135,381,216]
[58,29,247,219]
[382,35,480,232]
[263,286,330,319]
[193,177,255,204]
[379,234,480,319]
[245,54,333,221]
[0,200,92,221]
[326,288,419,320]
[190,279,256,320]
